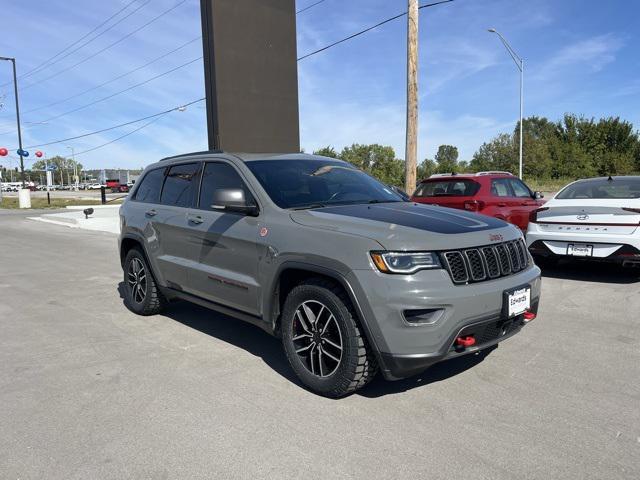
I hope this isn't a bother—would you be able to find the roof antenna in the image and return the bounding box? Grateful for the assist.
[607,175,613,181]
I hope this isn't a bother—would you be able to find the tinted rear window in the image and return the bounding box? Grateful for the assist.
[556,178,640,199]
[414,179,480,197]
[134,167,165,203]
[160,163,200,207]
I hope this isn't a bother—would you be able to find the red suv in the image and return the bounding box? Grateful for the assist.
[410,172,545,231]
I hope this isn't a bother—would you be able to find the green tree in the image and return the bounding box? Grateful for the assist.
[416,158,436,180]
[434,145,459,173]
[470,134,517,173]
[339,143,404,186]
[31,155,83,185]
[313,146,339,158]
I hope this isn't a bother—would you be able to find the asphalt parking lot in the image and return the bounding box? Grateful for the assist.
[1,210,638,480]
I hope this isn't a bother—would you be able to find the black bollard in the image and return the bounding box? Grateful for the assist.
[47,192,50,205]
[100,186,106,205]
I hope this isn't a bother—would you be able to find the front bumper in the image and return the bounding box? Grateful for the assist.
[347,265,541,380]
[380,306,538,379]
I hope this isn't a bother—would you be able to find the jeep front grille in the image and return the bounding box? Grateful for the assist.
[442,239,530,285]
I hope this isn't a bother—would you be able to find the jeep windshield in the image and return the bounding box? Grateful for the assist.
[245,159,404,209]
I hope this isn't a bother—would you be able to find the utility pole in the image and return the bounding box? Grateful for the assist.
[0,56,25,187]
[404,0,419,195]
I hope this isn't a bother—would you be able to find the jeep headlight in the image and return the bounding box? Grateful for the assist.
[370,251,441,274]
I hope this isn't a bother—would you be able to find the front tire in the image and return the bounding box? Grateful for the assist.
[281,279,378,397]
[123,247,166,316]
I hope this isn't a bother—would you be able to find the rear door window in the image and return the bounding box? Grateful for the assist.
[414,180,479,197]
[134,167,166,203]
[491,179,512,197]
[160,163,200,208]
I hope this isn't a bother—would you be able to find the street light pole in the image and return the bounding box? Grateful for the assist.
[487,29,524,179]
[0,56,25,187]
[66,145,77,190]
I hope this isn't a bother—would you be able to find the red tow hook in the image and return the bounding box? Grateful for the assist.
[455,335,476,348]
[523,311,537,322]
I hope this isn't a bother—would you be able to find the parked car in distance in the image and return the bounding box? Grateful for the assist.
[527,176,640,266]
[119,152,541,397]
[411,172,545,231]
[87,183,102,190]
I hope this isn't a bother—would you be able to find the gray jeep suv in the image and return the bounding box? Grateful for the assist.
[119,151,541,397]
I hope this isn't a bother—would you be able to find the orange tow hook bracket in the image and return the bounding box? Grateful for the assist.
[455,335,476,347]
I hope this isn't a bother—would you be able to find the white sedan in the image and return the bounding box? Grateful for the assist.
[527,176,640,266]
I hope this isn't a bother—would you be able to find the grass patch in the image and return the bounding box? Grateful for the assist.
[0,197,106,209]
[525,177,575,194]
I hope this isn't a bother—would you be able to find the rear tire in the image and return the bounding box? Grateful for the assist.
[123,247,166,316]
[281,278,378,397]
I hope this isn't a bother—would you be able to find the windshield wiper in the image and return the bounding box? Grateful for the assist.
[290,203,327,210]
[367,199,404,204]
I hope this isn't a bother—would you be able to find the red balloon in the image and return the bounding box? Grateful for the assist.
[0,147,8,157]
[35,150,43,158]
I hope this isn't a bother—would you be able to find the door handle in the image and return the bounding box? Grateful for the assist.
[145,209,157,217]
[498,202,507,207]
[187,214,203,225]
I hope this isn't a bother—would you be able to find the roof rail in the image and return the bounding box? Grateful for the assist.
[475,171,514,176]
[160,150,224,161]
[428,172,476,178]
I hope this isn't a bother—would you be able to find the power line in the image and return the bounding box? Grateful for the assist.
[24,97,205,149]
[34,57,202,126]
[297,0,454,61]
[296,0,327,15]
[72,116,164,157]
[16,0,456,153]
[0,0,142,87]
[20,36,201,116]
[18,0,151,85]
[9,0,328,118]
[0,55,201,136]
[19,0,190,93]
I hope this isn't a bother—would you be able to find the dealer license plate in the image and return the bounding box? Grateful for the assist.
[505,287,531,318]
[567,244,593,256]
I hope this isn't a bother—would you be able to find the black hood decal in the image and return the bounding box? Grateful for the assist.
[312,202,507,234]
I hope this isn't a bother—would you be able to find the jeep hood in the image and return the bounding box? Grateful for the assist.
[289,202,520,250]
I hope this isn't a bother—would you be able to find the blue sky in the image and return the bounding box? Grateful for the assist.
[0,0,638,170]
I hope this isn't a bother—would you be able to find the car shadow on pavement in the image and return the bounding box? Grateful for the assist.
[118,283,499,398]
[538,260,640,284]
[117,282,302,386]
[358,347,497,398]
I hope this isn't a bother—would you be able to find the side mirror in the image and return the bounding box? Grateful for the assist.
[212,188,259,216]
[534,191,544,199]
